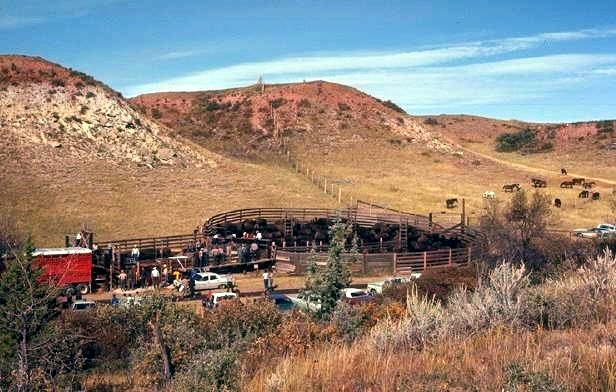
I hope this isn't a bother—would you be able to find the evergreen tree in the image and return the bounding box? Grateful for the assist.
[301,219,355,318]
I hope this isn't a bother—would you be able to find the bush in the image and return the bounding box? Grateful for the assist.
[86,91,96,99]
[370,285,442,351]
[151,107,162,119]
[423,117,439,125]
[381,99,406,114]
[51,78,65,87]
[443,262,529,337]
[495,128,535,152]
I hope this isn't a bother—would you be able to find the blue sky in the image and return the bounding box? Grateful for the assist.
[1,0,615,122]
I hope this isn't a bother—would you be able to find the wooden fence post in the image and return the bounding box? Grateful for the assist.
[324,179,327,193]
[363,253,367,274]
[423,251,428,271]
[449,248,452,266]
[338,188,342,204]
[467,247,472,264]
[393,253,397,274]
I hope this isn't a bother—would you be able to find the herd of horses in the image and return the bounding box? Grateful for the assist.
[445,167,602,209]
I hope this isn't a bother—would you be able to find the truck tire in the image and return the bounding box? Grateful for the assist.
[64,286,76,297]
[78,284,90,295]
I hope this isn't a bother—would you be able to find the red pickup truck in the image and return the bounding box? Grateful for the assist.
[33,247,93,295]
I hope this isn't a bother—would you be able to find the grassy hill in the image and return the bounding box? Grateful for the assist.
[133,85,615,231]
[0,56,336,246]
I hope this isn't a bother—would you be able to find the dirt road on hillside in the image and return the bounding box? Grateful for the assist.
[456,145,616,186]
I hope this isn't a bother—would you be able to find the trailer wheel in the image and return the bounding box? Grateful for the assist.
[78,284,90,295]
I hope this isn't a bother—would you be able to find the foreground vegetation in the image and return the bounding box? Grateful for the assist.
[2,194,616,391]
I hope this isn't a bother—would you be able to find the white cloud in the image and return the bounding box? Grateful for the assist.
[123,27,616,118]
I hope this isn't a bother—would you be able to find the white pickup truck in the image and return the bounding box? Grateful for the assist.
[366,273,422,295]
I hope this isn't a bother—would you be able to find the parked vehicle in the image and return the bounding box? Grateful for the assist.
[211,292,238,307]
[269,293,296,312]
[573,223,616,238]
[193,272,235,291]
[340,288,375,305]
[33,247,93,295]
[367,273,422,295]
[71,299,96,312]
[288,293,322,312]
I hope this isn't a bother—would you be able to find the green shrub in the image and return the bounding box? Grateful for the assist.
[270,98,285,109]
[151,107,162,119]
[381,99,406,114]
[495,128,535,152]
[423,117,438,125]
[51,78,65,87]
[85,91,96,99]
[503,362,561,392]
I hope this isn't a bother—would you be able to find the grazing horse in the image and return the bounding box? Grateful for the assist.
[502,183,520,192]
[554,198,562,208]
[561,168,567,175]
[445,198,458,209]
[571,178,585,185]
[592,192,600,200]
[560,181,574,188]
[583,181,596,189]
[531,178,547,188]
[482,191,495,199]
[579,190,589,198]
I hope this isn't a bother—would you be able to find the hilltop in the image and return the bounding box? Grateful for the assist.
[417,114,616,182]
[130,81,458,158]
[0,56,336,244]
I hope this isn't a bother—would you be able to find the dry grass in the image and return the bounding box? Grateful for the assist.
[246,323,616,391]
[0,144,336,246]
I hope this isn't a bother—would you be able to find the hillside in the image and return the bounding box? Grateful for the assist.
[130,81,457,158]
[0,56,337,245]
[132,83,615,230]
[417,114,616,181]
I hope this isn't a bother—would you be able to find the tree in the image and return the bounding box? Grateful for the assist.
[0,229,87,391]
[301,220,354,318]
[480,189,553,269]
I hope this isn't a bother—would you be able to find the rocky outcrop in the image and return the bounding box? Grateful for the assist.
[0,55,202,168]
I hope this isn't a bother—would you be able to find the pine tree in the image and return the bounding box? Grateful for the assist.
[301,219,354,318]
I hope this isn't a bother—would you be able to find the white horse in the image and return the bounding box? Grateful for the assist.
[482,191,495,199]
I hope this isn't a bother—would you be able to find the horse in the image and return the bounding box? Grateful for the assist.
[583,181,596,189]
[554,198,562,208]
[482,191,495,199]
[592,192,600,200]
[578,190,589,198]
[571,178,585,185]
[531,178,547,188]
[502,183,520,192]
[561,168,567,175]
[560,181,574,188]
[445,198,458,209]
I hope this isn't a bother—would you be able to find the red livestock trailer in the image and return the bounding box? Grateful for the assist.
[32,247,93,295]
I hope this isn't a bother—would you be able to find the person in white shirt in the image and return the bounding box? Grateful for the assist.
[256,231,262,240]
[151,267,160,288]
[262,271,269,290]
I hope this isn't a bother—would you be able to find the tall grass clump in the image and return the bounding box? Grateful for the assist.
[523,248,616,329]
[444,261,529,337]
[369,285,443,351]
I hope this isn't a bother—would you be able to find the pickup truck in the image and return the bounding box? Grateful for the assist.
[367,273,422,295]
[573,223,616,239]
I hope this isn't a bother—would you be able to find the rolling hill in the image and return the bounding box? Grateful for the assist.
[0,56,337,245]
[132,83,615,231]
[1,55,613,246]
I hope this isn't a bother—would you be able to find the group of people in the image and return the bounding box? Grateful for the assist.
[116,263,175,291]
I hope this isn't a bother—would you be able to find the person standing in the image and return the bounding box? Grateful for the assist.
[162,264,169,286]
[118,270,127,290]
[151,266,160,289]
[262,270,269,291]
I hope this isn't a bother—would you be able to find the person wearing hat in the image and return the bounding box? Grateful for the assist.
[151,266,160,289]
